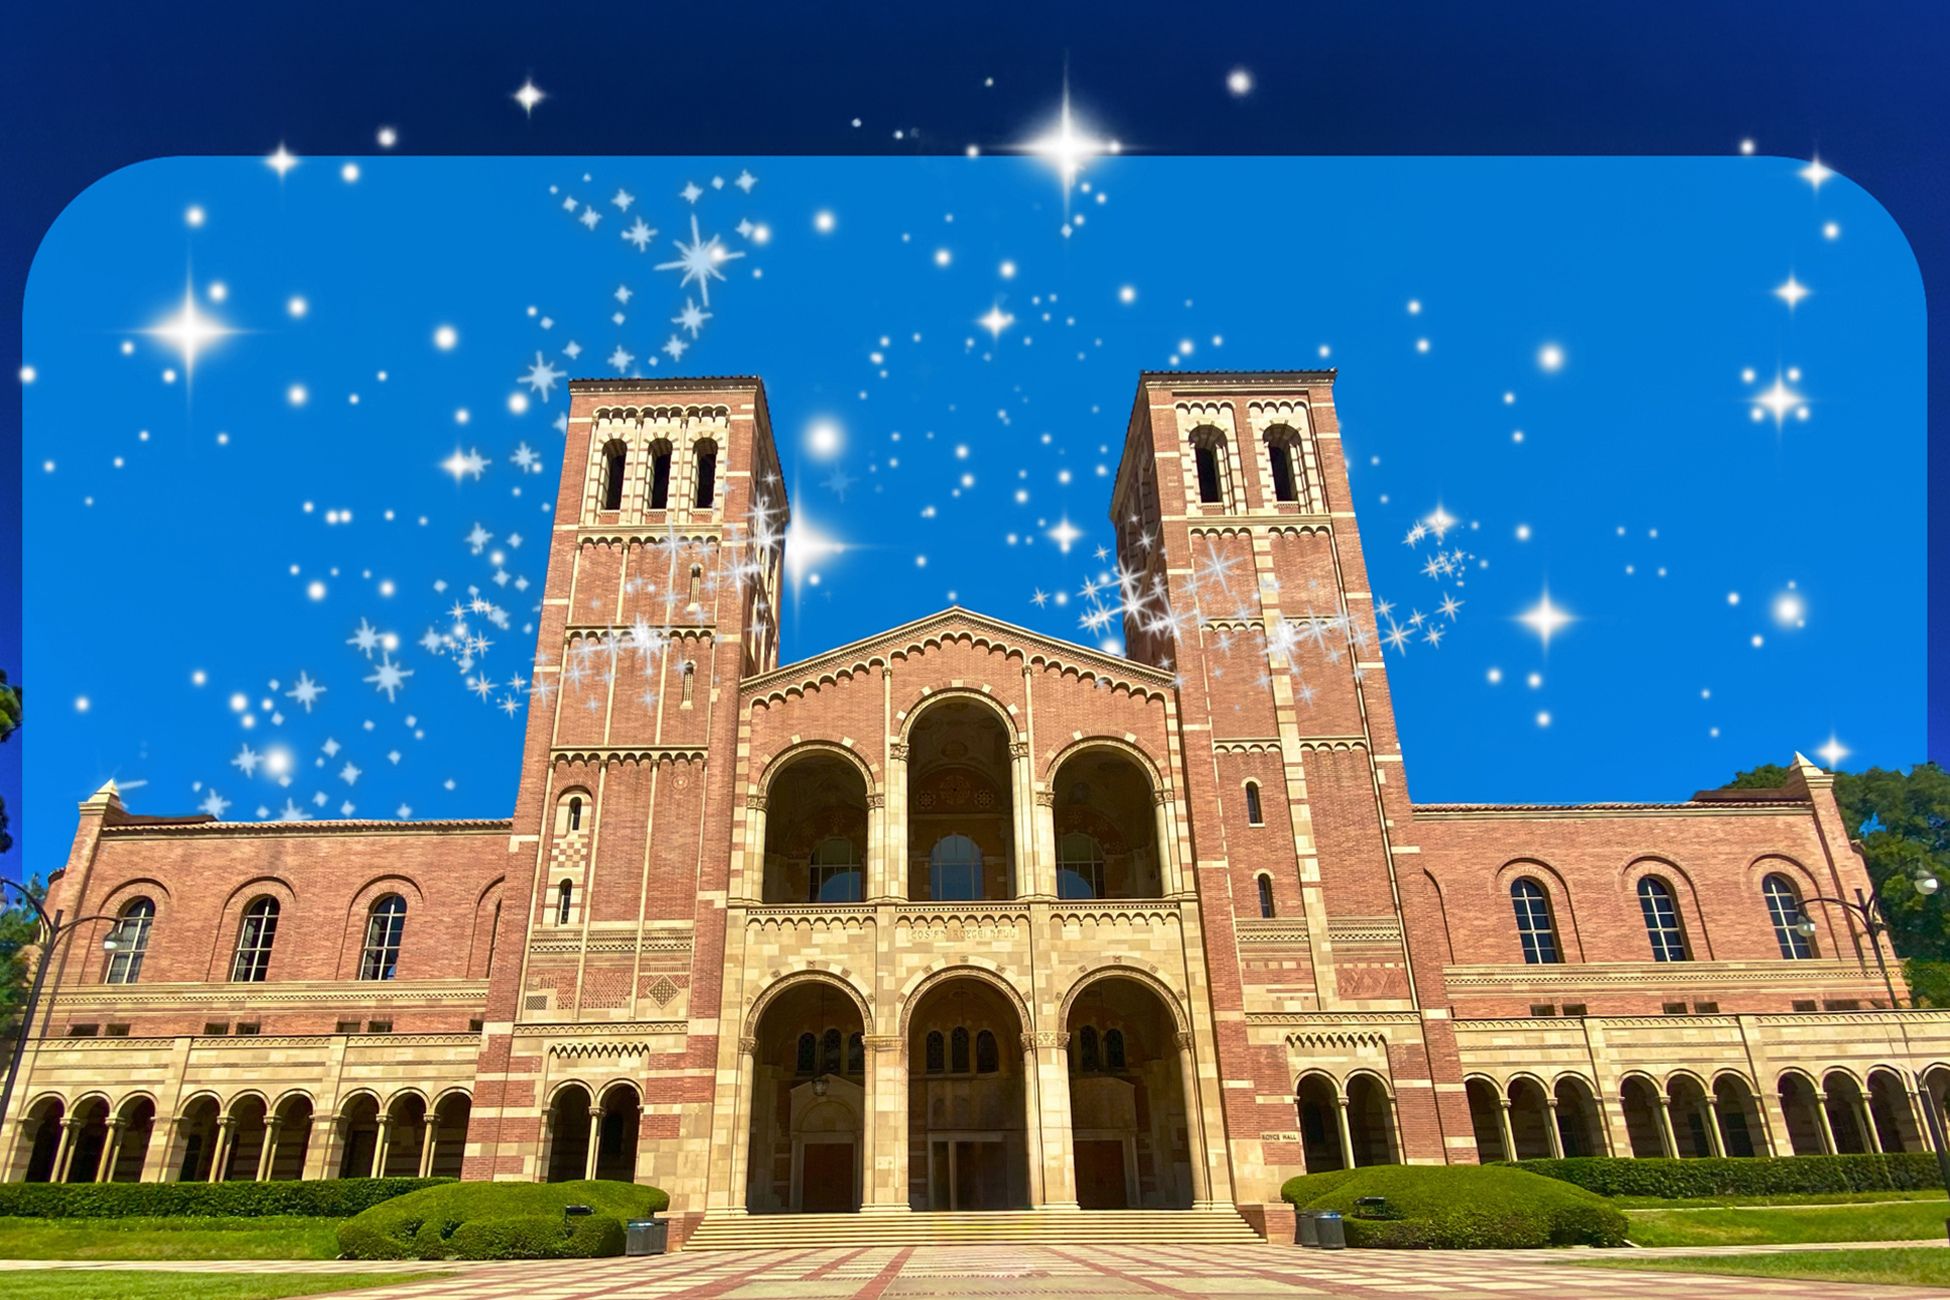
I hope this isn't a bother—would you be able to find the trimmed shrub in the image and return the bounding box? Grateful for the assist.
[0,1178,448,1220]
[1512,1153,1944,1199]
[337,1179,667,1260]
[1282,1164,1629,1250]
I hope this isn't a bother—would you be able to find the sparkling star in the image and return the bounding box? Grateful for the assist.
[1517,590,1575,650]
[655,214,745,306]
[1774,274,1810,309]
[265,143,298,178]
[1799,156,1834,190]
[139,282,237,387]
[1020,73,1112,212]
[1753,374,1807,427]
[977,304,1015,339]
[1815,734,1850,769]
[513,78,546,116]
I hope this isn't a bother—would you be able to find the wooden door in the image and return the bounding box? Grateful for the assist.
[1075,1139,1128,1209]
[800,1142,856,1212]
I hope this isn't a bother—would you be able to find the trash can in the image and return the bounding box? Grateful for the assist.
[1295,1210,1319,1247]
[1312,1210,1346,1250]
[626,1218,669,1256]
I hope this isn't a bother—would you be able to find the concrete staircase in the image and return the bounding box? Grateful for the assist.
[682,1206,1266,1250]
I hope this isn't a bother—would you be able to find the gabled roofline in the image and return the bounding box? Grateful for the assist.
[744,605,1177,695]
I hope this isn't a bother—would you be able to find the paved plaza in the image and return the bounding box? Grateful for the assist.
[2,1242,1944,1298]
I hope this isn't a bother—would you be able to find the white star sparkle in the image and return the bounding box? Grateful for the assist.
[266,143,298,178]
[1775,274,1810,309]
[655,214,744,306]
[513,78,546,116]
[139,281,237,387]
[1517,590,1575,650]
[1815,735,1849,769]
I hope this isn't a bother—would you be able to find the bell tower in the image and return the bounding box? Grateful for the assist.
[1110,369,1477,1176]
[465,377,786,1182]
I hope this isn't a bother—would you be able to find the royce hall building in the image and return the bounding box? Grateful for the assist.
[14,370,1948,1248]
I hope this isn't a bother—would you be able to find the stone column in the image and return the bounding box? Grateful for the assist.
[1010,740,1034,898]
[1033,792,1059,899]
[1335,1095,1357,1169]
[1152,792,1175,896]
[1019,1036,1047,1207]
[864,1035,908,1212]
[583,1106,603,1180]
[141,1116,178,1183]
[256,1118,284,1182]
[724,1037,758,1212]
[1495,1099,1517,1164]
[418,1115,439,1178]
[1030,1031,1077,1208]
[744,795,769,901]
[301,1116,340,1181]
[1543,1100,1565,1160]
[99,1119,128,1184]
[369,1117,392,1179]
[1906,1087,1935,1156]
[886,744,909,899]
[1856,1096,1883,1154]
[1813,1093,1838,1155]
[1701,1099,1727,1158]
[1175,1032,1213,1204]
[208,1117,236,1183]
[864,793,886,901]
[50,1118,78,1183]
[1654,1099,1678,1158]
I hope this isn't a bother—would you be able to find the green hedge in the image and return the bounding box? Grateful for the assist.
[337,1180,667,1260]
[1512,1154,1945,1199]
[1281,1165,1629,1249]
[0,1178,449,1220]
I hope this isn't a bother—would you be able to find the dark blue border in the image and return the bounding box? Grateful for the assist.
[5,0,1947,878]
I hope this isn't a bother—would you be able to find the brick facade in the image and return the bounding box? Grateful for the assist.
[10,370,1946,1244]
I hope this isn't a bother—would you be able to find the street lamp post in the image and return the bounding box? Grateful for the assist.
[0,880,139,1132]
[1793,867,1950,1239]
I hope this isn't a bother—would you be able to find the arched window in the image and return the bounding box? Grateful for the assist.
[846,1031,865,1075]
[680,661,696,707]
[925,1030,945,1074]
[950,1026,971,1074]
[1257,874,1277,919]
[647,441,672,510]
[359,894,408,981]
[1244,780,1264,826]
[1057,831,1105,900]
[230,896,280,983]
[821,1027,843,1075]
[600,440,627,512]
[1265,430,1302,503]
[1763,874,1815,959]
[103,898,155,985]
[556,880,574,925]
[688,564,702,605]
[795,1032,817,1075]
[1104,1028,1127,1071]
[810,836,862,903]
[975,1029,999,1074]
[1192,434,1226,505]
[929,834,983,901]
[1509,878,1560,965]
[1636,877,1690,963]
[554,790,587,836]
[1078,1025,1101,1072]
[693,439,718,508]
[569,797,583,832]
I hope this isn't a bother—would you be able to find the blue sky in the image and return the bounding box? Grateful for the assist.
[16,153,1924,865]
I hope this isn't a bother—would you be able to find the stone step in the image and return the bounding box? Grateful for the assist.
[682,1207,1266,1250]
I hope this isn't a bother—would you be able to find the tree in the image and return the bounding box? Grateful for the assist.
[1727,762,1950,1002]
[0,668,17,856]
[0,876,46,1047]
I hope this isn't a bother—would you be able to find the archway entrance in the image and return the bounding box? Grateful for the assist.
[762,753,869,904]
[1554,1077,1605,1157]
[1049,749,1162,899]
[1713,1075,1763,1157]
[906,700,1017,901]
[594,1084,642,1181]
[907,975,1028,1210]
[1065,976,1193,1209]
[545,1085,593,1183]
[109,1097,157,1182]
[746,978,866,1213]
[17,1097,63,1182]
[64,1098,111,1182]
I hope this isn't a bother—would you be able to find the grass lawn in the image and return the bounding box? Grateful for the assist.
[1622,1198,1950,1247]
[1612,1189,1946,1209]
[1580,1247,1950,1288]
[0,1216,341,1260]
[0,1272,445,1300]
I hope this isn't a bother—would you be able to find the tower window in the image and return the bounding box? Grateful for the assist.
[556,880,574,925]
[1244,780,1264,826]
[600,440,627,512]
[1266,429,1302,503]
[1194,444,1223,503]
[648,442,672,509]
[680,661,696,707]
[1256,874,1276,919]
[693,440,718,508]
[569,796,582,832]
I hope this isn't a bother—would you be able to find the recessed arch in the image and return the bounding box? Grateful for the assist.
[746,968,873,1042]
[1058,964,1189,1036]
[897,963,1033,1040]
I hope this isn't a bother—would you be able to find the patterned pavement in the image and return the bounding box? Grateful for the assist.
[4,1241,1943,1298]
